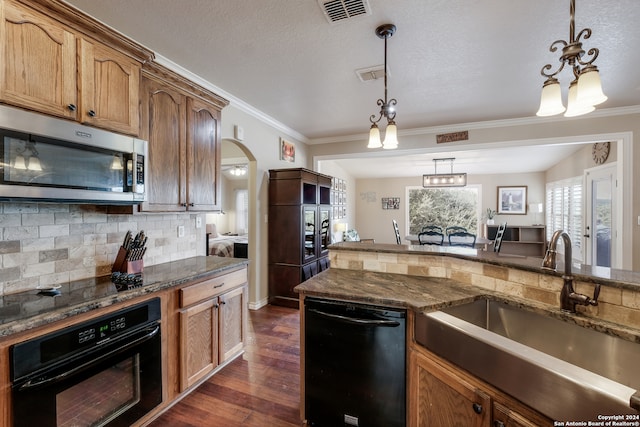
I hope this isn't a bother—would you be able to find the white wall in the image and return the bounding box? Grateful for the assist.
[220,104,310,308]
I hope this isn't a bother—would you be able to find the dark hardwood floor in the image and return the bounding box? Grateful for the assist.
[149,305,302,427]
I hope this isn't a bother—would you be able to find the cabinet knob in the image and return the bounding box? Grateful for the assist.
[189,203,195,207]
[88,109,96,117]
[220,299,226,305]
[472,403,482,414]
[67,104,77,111]
[181,203,187,207]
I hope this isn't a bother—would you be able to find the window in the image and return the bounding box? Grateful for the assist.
[407,186,479,234]
[235,189,248,234]
[546,176,583,260]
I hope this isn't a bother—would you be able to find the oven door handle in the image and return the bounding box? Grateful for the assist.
[18,324,160,391]
[308,308,400,327]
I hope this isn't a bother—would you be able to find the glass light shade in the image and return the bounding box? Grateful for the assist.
[110,155,123,170]
[564,80,595,117]
[367,123,382,148]
[422,173,466,188]
[28,157,42,171]
[382,122,398,150]
[14,155,26,170]
[536,79,565,116]
[230,166,246,176]
[577,67,607,107]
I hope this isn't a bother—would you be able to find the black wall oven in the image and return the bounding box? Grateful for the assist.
[10,298,162,427]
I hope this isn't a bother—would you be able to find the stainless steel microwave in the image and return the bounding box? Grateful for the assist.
[0,105,147,204]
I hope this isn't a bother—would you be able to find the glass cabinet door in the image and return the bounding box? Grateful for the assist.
[319,207,331,254]
[304,207,317,261]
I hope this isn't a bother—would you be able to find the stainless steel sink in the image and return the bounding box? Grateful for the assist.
[416,297,640,421]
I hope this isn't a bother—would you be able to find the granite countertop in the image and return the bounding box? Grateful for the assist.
[295,268,484,310]
[0,256,248,338]
[330,241,640,290]
[295,268,640,344]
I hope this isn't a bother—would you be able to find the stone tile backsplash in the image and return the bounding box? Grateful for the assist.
[0,203,205,295]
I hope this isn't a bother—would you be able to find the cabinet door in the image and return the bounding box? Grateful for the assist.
[0,1,77,119]
[78,38,140,135]
[218,285,247,363]
[411,349,491,427]
[186,97,221,211]
[140,77,187,212]
[179,298,219,391]
[493,402,546,427]
[303,206,317,262]
[319,206,331,256]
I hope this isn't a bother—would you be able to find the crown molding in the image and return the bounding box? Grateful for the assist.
[308,105,640,145]
[153,54,309,144]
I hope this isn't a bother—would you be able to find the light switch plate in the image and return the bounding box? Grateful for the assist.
[196,217,202,228]
[178,225,185,238]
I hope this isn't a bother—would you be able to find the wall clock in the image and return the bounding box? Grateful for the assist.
[592,142,610,165]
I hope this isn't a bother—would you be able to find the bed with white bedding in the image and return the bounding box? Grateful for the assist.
[206,224,248,257]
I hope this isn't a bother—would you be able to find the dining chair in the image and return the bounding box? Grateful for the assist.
[448,231,477,247]
[320,219,330,248]
[392,220,401,245]
[421,225,443,233]
[418,230,444,245]
[445,226,467,235]
[493,222,507,253]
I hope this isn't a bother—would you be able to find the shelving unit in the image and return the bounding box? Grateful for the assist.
[485,225,546,257]
[268,168,333,308]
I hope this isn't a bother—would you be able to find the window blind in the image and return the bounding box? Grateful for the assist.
[546,176,583,261]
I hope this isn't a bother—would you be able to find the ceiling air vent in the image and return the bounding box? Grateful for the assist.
[356,65,388,83]
[318,0,371,24]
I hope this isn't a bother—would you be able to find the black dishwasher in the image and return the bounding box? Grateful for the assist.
[304,297,406,427]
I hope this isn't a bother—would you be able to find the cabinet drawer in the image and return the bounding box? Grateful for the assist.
[180,268,247,308]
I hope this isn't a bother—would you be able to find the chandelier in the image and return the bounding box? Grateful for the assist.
[422,158,467,188]
[13,140,42,171]
[367,23,398,150]
[229,165,247,176]
[536,0,607,117]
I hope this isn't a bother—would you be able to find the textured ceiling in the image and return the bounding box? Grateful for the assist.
[62,0,640,177]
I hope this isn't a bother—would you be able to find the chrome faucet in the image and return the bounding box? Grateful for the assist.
[542,230,600,313]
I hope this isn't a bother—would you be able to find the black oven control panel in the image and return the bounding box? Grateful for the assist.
[11,298,161,381]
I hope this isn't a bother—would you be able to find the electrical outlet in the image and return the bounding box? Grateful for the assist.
[196,217,202,228]
[178,225,185,238]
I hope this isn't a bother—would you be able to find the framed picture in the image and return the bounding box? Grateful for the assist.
[280,138,295,162]
[382,197,400,210]
[497,186,527,214]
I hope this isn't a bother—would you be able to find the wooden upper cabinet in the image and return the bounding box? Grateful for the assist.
[0,0,149,136]
[78,38,140,135]
[187,97,221,211]
[139,62,227,213]
[1,0,77,119]
[141,76,187,212]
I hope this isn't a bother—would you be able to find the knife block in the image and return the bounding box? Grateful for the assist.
[112,247,144,274]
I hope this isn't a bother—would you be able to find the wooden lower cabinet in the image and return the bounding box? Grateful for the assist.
[409,344,550,427]
[219,285,247,363]
[178,267,248,392]
[179,297,219,390]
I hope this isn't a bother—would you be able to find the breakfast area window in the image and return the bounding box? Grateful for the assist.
[407,186,480,235]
